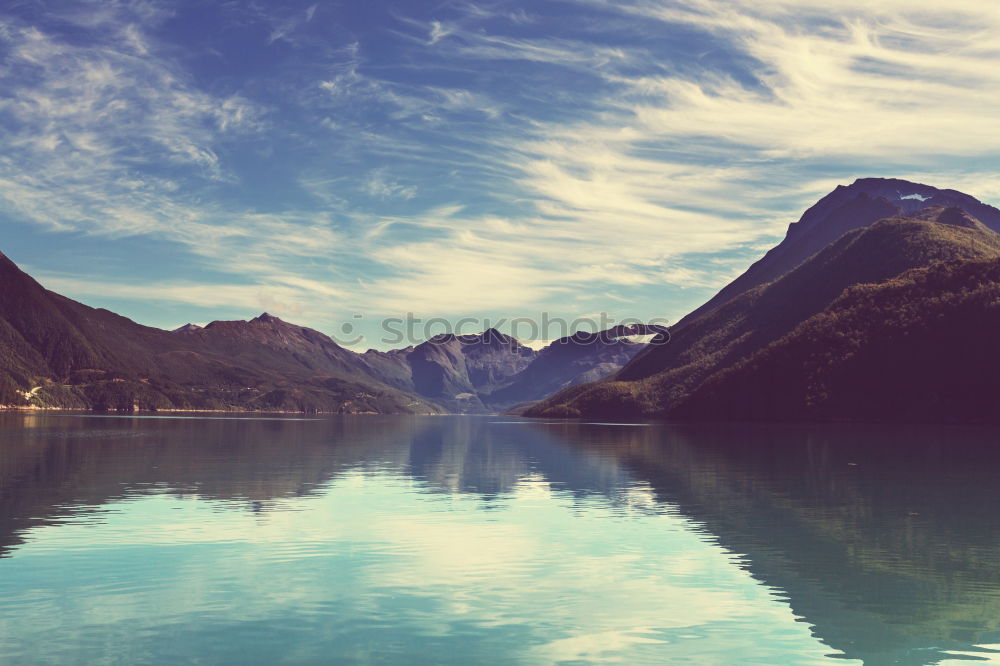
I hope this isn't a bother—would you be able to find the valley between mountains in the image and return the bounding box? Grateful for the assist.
[0,251,655,414]
[4,177,1000,423]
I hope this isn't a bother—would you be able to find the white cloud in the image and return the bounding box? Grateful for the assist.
[31,270,347,322]
[0,6,352,316]
[7,0,1000,334]
[267,3,321,45]
[428,20,453,45]
[601,0,1000,159]
[347,0,1000,318]
[363,168,418,200]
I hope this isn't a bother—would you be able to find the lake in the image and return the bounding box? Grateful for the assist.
[0,413,998,665]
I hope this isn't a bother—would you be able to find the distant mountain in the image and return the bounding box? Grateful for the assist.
[0,250,649,414]
[525,194,1000,422]
[361,329,537,412]
[488,325,658,409]
[0,254,441,414]
[176,312,374,382]
[361,326,653,413]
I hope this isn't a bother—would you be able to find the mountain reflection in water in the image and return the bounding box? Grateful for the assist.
[0,413,998,665]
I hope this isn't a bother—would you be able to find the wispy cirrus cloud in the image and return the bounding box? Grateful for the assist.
[363,168,418,200]
[31,273,339,314]
[0,2,353,321]
[267,3,319,45]
[0,13,249,229]
[345,0,1000,323]
[601,0,1000,158]
[3,0,1000,347]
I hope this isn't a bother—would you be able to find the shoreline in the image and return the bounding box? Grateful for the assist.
[0,405,444,416]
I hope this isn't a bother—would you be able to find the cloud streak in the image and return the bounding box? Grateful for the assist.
[3,0,1000,345]
[348,0,1000,322]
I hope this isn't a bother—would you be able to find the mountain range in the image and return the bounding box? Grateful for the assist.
[358,325,657,413]
[0,253,652,413]
[0,253,441,414]
[525,178,1000,423]
[5,176,1000,422]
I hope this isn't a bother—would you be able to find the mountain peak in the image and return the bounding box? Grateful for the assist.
[476,327,516,345]
[681,177,1000,324]
[431,328,522,347]
[428,332,458,344]
[252,312,282,324]
[173,323,203,333]
[849,176,935,191]
[847,177,939,199]
[844,177,1000,218]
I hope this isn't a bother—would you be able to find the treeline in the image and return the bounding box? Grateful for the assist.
[676,258,1000,422]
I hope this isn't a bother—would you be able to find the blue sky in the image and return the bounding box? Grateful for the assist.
[2,0,1000,349]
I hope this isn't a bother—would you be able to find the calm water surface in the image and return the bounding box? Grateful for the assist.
[0,413,999,665]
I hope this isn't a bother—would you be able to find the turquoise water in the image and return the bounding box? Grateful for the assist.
[0,414,998,665]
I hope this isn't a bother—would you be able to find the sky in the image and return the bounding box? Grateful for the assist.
[2,0,1000,349]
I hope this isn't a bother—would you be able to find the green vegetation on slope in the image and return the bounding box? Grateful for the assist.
[675,257,1000,422]
[526,213,1000,421]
